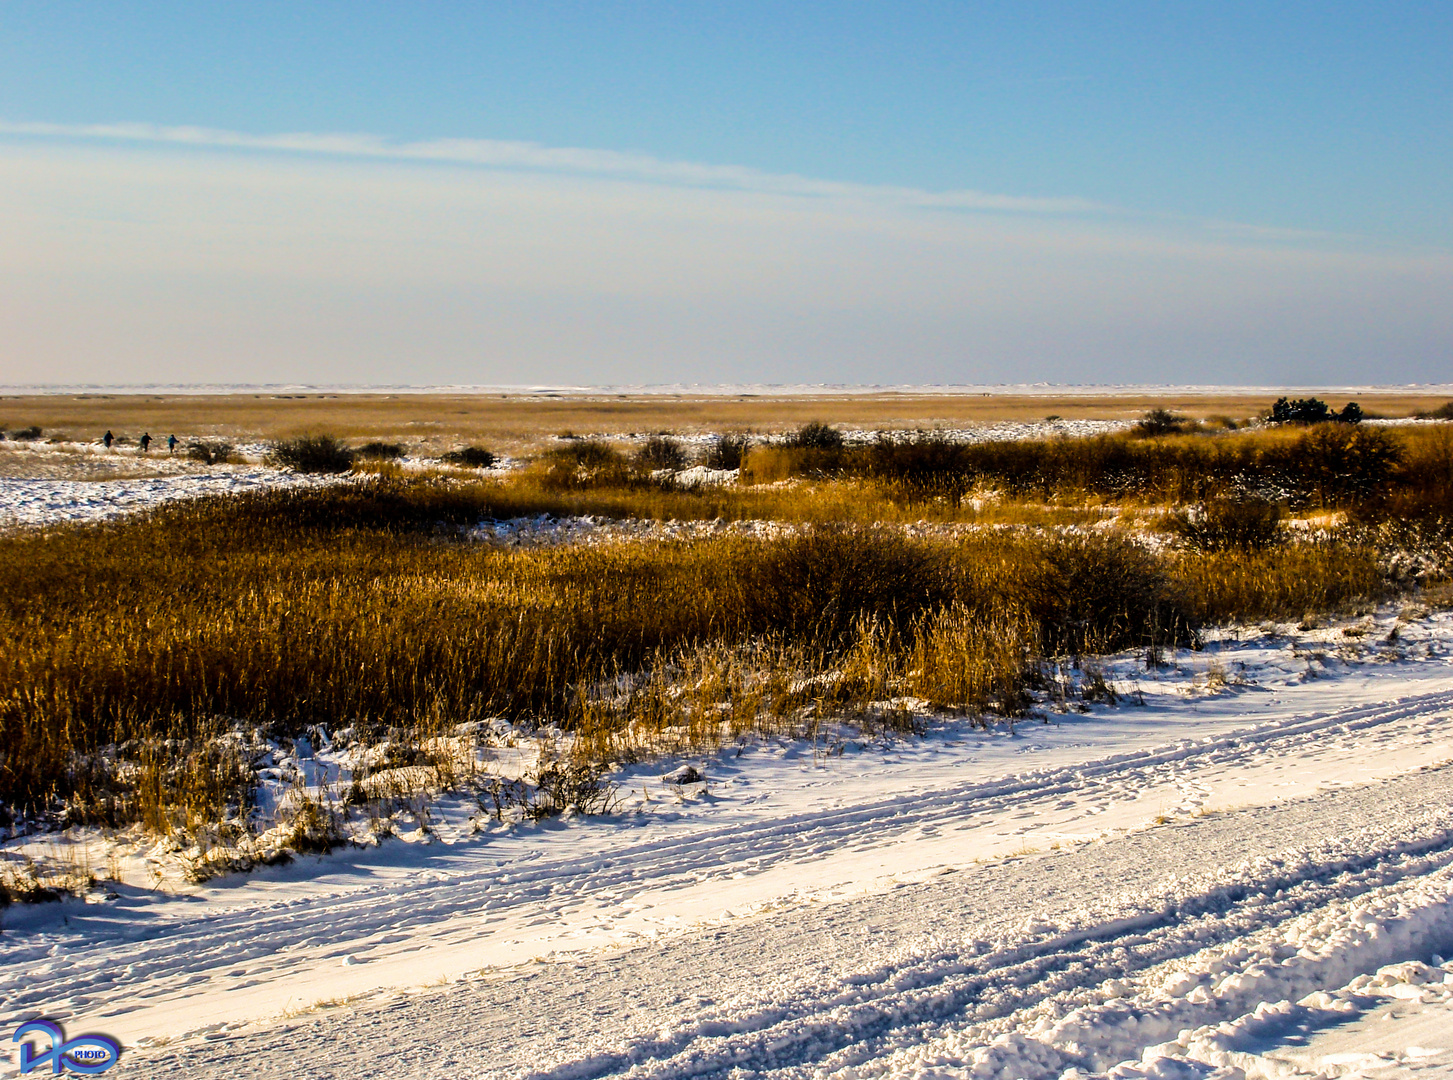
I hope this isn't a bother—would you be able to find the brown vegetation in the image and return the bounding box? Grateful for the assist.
[0,474,1412,830]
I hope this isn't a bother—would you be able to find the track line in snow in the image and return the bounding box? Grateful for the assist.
[5,687,1452,1050]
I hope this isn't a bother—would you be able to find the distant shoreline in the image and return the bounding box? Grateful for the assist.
[5,382,1453,398]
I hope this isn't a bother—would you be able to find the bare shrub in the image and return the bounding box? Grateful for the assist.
[1297,424,1402,507]
[787,421,844,450]
[1008,532,1185,655]
[357,441,406,460]
[531,760,618,817]
[1134,409,1189,437]
[704,433,748,470]
[187,440,236,466]
[477,761,617,820]
[633,436,686,472]
[734,526,946,642]
[442,445,496,468]
[536,439,628,489]
[268,435,355,473]
[1171,498,1282,553]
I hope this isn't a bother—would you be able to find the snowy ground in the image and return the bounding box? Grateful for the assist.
[0,420,1128,530]
[4,605,1453,1078]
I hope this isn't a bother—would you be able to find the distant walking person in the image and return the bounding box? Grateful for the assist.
[139,432,152,453]
[167,434,177,453]
[103,430,113,450]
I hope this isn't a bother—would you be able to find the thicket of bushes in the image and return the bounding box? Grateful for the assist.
[735,421,1449,512]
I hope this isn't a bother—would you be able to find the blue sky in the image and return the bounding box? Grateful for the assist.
[1,3,1450,385]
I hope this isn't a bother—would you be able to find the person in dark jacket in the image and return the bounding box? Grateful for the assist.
[103,430,113,450]
[139,432,152,453]
[167,434,177,453]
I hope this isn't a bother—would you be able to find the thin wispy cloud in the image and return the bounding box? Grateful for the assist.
[0,122,1449,386]
[0,120,1102,216]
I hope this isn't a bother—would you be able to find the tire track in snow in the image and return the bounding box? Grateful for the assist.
[526,804,1453,1079]
[133,759,1453,1079]
[4,689,1451,1032]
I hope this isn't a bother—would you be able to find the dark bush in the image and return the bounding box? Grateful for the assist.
[735,526,945,642]
[1416,401,1453,420]
[10,426,42,441]
[1270,397,1363,425]
[787,421,845,450]
[1013,533,1185,655]
[267,435,355,474]
[1134,409,1189,437]
[357,441,406,461]
[547,439,621,468]
[537,439,628,489]
[704,433,748,470]
[1297,424,1402,507]
[1271,397,1334,424]
[187,441,235,466]
[864,434,973,502]
[633,436,687,472]
[441,445,496,468]
[1171,498,1282,553]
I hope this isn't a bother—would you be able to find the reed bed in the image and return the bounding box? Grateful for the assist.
[0,476,1406,832]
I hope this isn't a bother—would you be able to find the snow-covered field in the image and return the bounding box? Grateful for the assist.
[5,605,1453,1078]
[0,420,1129,530]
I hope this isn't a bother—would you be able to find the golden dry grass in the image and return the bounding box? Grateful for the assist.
[4,410,1448,839]
[0,478,1400,830]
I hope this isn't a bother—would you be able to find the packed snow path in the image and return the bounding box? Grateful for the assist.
[130,763,1453,1079]
[5,659,1451,1079]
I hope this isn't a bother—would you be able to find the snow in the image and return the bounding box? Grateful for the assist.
[4,607,1453,1078]
[0,469,347,527]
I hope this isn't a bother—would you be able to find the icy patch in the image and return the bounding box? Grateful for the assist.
[0,469,351,528]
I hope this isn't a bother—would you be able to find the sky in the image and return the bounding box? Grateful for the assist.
[1,2,1450,387]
